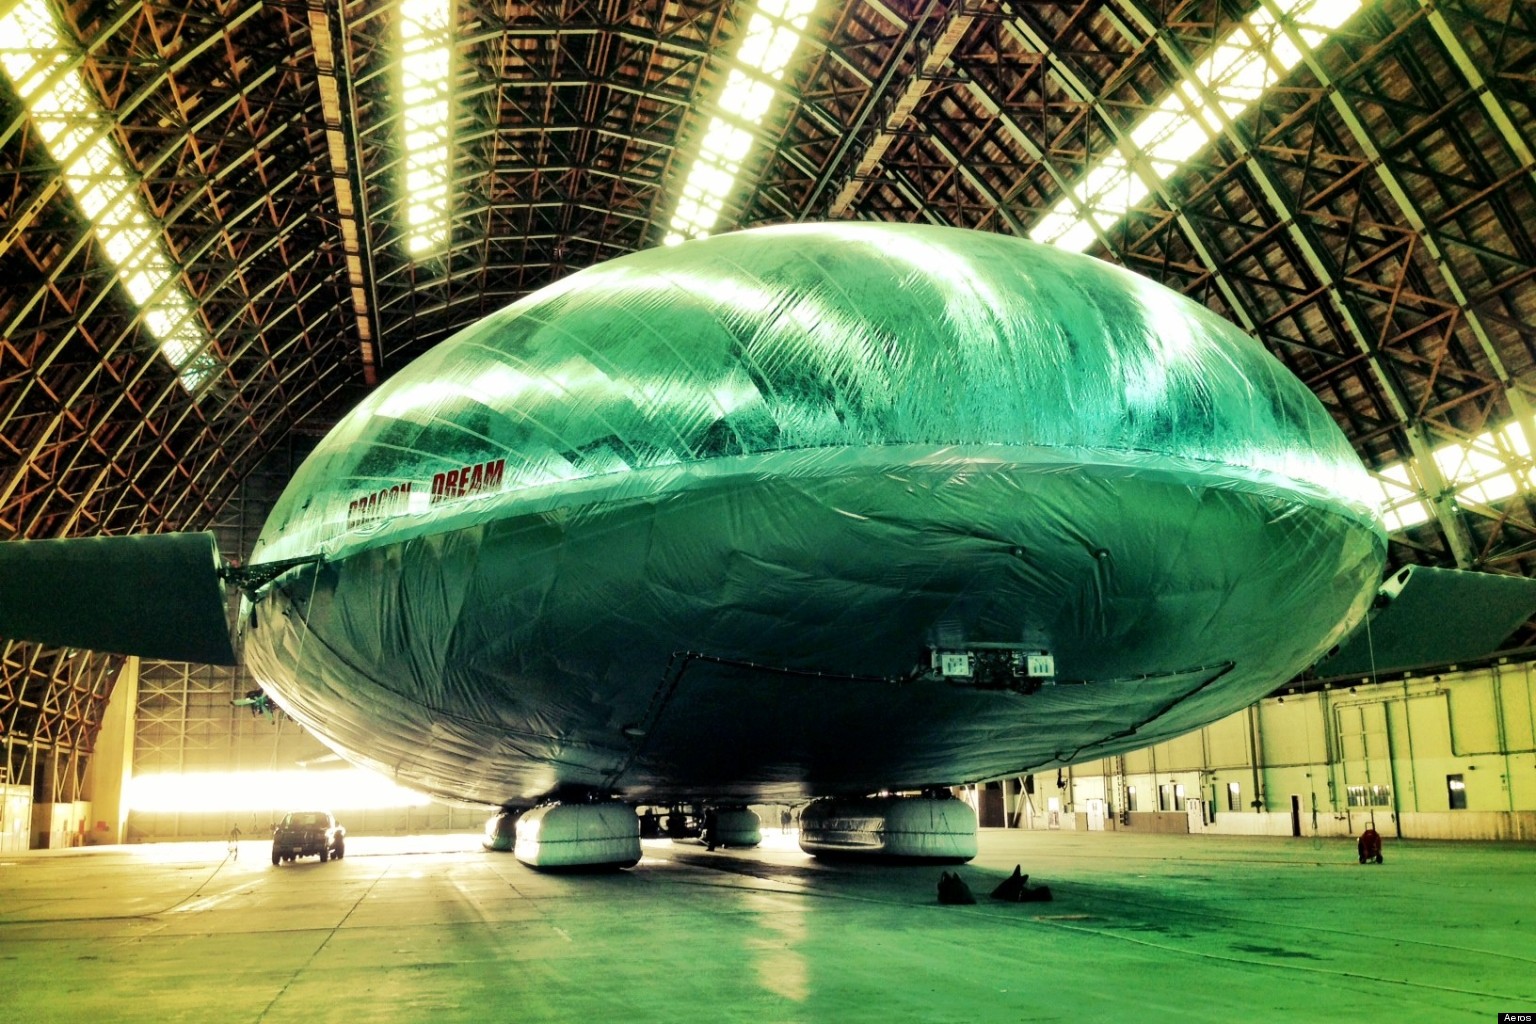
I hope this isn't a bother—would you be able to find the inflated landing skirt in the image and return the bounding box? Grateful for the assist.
[710,808,762,848]
[799,796,979,861]
[514,804,641,869]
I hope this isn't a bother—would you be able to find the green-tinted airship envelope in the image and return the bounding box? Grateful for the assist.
[244,222,1386,805]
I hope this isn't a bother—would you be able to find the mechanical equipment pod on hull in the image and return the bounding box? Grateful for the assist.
[4,222,1533,870]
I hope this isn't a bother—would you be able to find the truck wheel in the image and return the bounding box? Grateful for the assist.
[271,850,280,866]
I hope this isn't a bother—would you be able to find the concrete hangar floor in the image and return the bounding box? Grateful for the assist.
[1,829,1530,1024]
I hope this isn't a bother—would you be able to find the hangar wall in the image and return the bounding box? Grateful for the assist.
[122,655,485,843]
[1043,661,1536,841]
[2,648,122,851]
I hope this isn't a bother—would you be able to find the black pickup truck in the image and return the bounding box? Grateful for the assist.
[271,811,346,865]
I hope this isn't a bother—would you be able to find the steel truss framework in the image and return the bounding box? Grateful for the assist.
[0,641,118,805]
[1,0,1534,793]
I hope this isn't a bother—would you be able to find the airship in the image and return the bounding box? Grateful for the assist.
[0,221,1433,867]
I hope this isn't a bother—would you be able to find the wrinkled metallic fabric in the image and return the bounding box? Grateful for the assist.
[242,223,1385,805]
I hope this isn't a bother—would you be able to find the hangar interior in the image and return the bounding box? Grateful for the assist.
[2,0,1536,845]
[6,3,1536,1021]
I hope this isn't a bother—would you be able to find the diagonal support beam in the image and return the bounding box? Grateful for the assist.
[309,1,379,386]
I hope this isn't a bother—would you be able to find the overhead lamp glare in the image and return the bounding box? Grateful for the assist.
[662,1,818,246]
[1028,0,1363,252]
[398,0,453,257]
[0,0,219,392]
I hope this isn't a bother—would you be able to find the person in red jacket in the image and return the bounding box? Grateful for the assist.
[1357,825,1384,864]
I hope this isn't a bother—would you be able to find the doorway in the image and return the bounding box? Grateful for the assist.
[1186,798,1205,834]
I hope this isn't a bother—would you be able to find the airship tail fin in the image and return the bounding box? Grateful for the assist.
[1314,565,1536,678]
[0,532,237,665]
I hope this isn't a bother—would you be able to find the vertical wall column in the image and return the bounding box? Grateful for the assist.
[82,656,138,845]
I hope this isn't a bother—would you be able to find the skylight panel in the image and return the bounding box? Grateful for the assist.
[1374,465,1432,532]
[0,0,218,392]
[308,6,377,384]
[1365,418,1536,534]
[398,0,453,256]
[718,70,777,123]
[1434,434,1520,504]
[663,0,818,246]
[1030,0,1362,252]
[1501,420,1532,462]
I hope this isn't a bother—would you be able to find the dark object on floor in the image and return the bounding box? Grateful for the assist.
[1357,827,1384,864]
[991,864,1028,900]
[991,864,1054,902]
[938,871,976,905]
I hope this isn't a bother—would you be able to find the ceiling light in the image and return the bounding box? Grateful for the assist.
[0,0,219,392]
[398,0,453,256]
[664,0,818,244]
[1029,0,1362,252]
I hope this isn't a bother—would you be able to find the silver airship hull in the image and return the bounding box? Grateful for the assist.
[243,444,1382,805]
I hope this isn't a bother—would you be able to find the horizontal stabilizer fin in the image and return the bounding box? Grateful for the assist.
[0,532,236,665]
[1314,565,1536,678]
